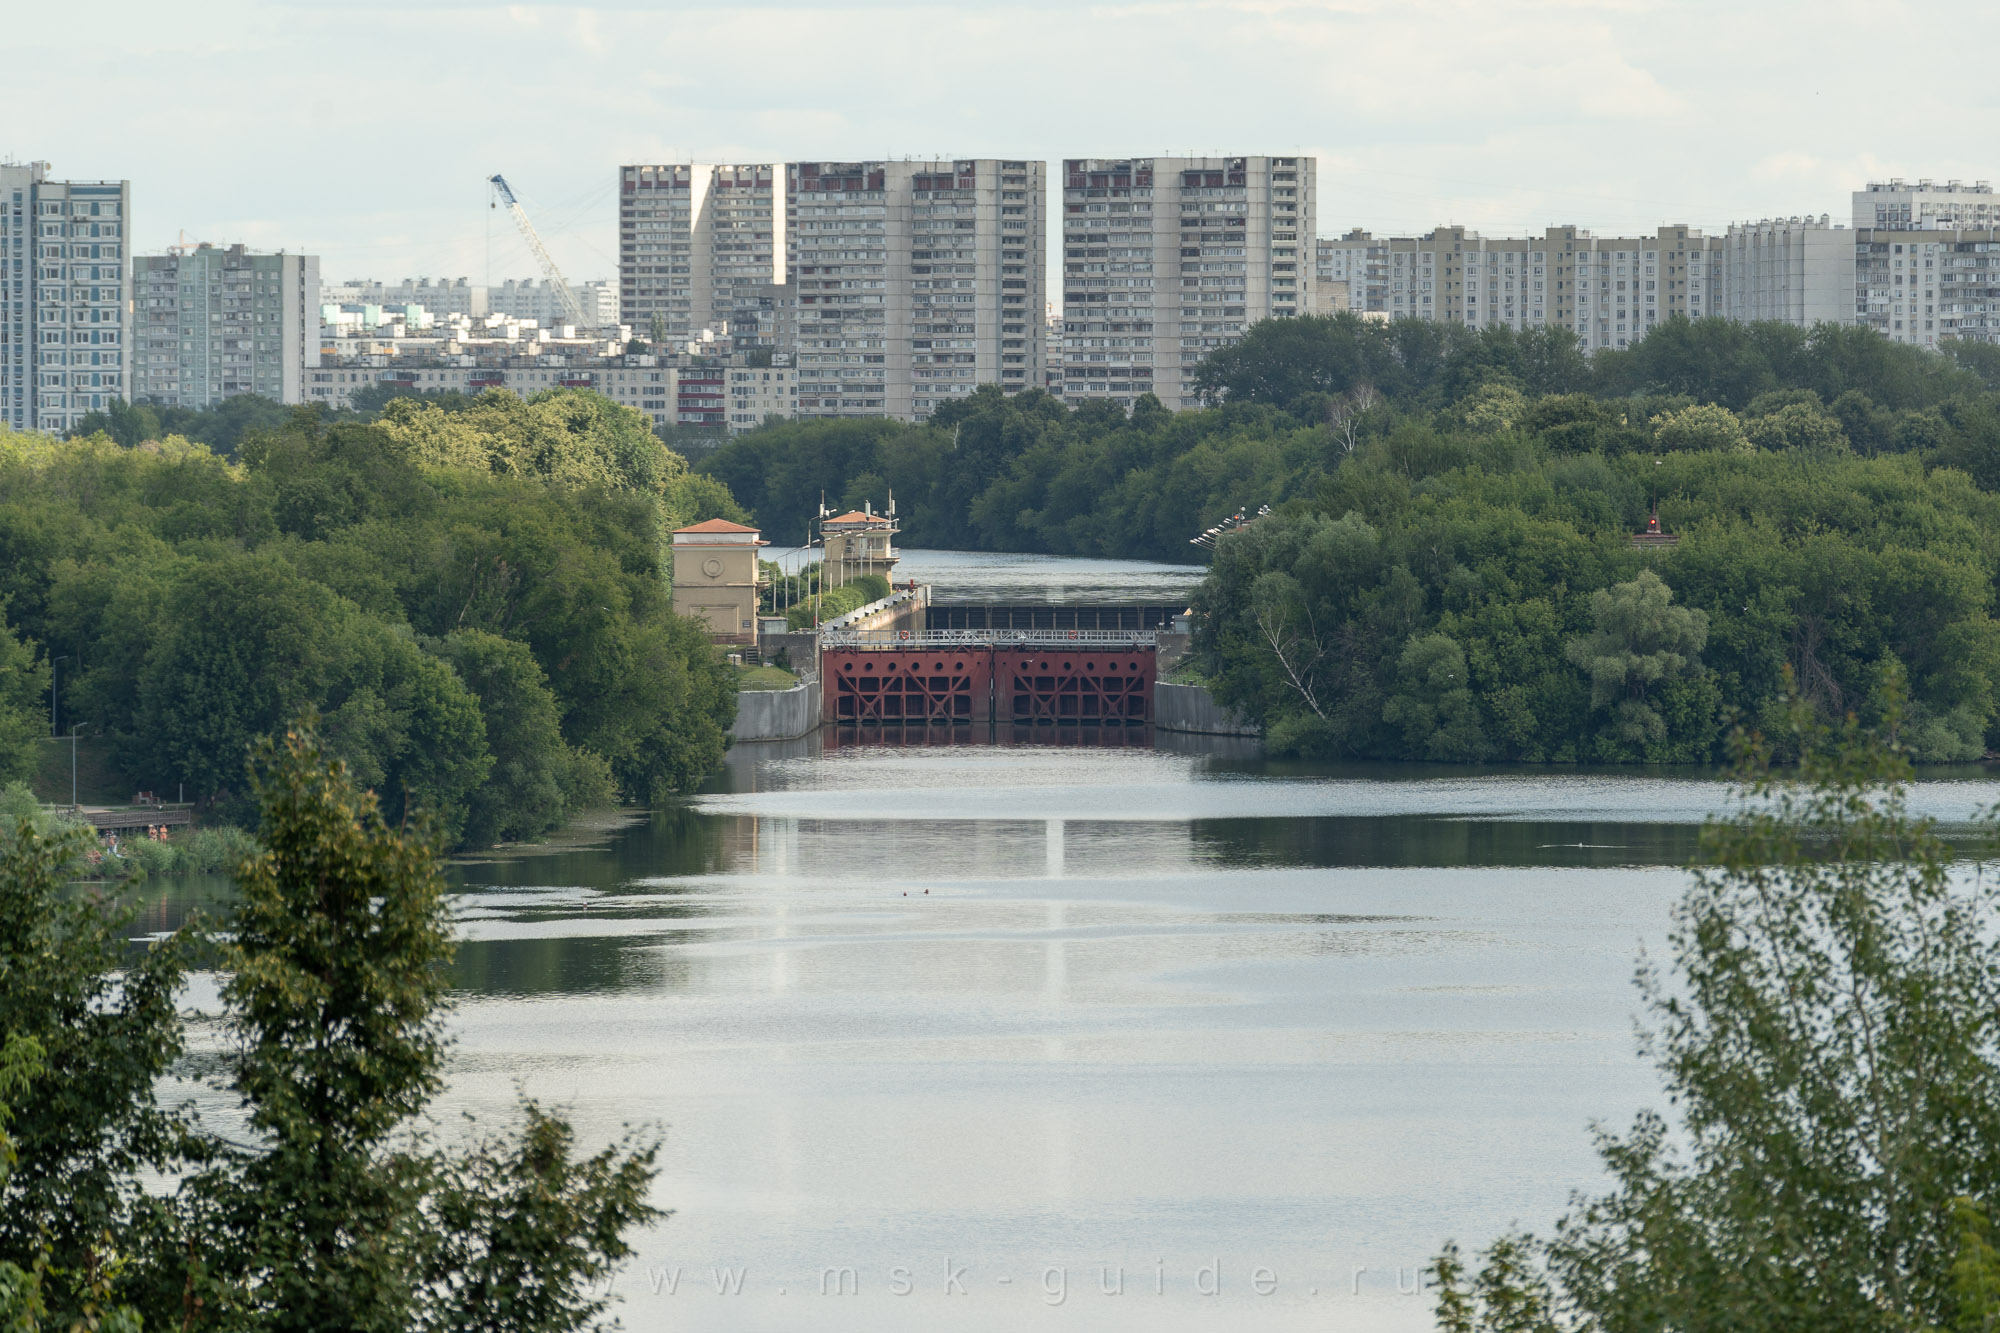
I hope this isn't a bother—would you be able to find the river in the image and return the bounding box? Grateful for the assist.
[148,550,2000,1332]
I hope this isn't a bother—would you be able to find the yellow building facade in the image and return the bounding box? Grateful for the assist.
[672,518,767,645]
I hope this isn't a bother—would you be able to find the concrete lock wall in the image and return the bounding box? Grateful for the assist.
[1152,681,1261,737]
[731,676,823,742]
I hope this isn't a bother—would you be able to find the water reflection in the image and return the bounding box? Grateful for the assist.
[130,723,2000,1333]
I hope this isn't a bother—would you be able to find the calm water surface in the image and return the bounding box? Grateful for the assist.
[144,550,2000,1331]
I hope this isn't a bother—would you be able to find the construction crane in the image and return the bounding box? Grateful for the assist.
[487,173,594,332]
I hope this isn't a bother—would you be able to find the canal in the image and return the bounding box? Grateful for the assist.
[147,550,2000,1332]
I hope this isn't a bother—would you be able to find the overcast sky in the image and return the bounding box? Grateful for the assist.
[11,0,1996,286]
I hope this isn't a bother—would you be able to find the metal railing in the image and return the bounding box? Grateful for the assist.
[819,628,1158,649]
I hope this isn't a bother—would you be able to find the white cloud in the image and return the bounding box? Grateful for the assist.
[7,0,1999,282]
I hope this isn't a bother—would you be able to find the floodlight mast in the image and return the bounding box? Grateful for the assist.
[487,173,593,332]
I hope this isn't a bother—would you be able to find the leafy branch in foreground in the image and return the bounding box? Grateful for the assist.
[0,723,665,1331]
[1435,678,2000,1332]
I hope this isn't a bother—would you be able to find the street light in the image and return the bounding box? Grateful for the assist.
[68,722,89,809]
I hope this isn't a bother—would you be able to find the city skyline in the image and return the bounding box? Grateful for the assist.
[11,0,1998,285]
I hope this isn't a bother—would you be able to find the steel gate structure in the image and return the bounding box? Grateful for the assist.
[820,630,1156,726]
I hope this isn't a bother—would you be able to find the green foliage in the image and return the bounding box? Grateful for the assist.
[170,726,665,1331]
[372,389,749,534]
[786,578,877,630]
[1563,570,1714,758]
[424,1102,663,1333]
[71,395,293,457]
[1439,695,2000,1331]
[1649,403,1748,454]
[0,396,742,845]
[1190,327,2000,762]
[201,724,457,1329]
[0,815,191,1321]
[0,614,46,785]
[435,631,612,846]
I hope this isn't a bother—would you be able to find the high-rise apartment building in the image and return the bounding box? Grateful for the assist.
[1372,224,1724,349]
[1855,229,2000,347]
[1854,179,1998,232]
[1718,216,1854,329]
[1314,231,1386,314]
[0,162,129,434]
[788,159,1044,421]
[133,244,319,407]
[619,164,786,347]
[1059,156,1313,411]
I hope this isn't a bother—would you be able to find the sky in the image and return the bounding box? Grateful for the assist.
[10,0,1998,289]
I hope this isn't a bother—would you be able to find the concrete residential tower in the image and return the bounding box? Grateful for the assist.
[1059,156,1314,411]
[133,244,320,407]
[619,164,787,348]
[788,159,1044,421]
[0,162,130,434]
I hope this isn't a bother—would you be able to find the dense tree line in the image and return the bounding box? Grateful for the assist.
[0,726,659,1330]
[698,314,2000,571]
[0,389,744,845]
[704,314,2000,761]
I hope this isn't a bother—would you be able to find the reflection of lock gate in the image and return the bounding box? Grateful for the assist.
[821,640,1156,725]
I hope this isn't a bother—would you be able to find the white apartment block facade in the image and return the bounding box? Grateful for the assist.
[1369,225,1725,349]
[133,244,320,407]
[0,163,129,434]
[619,164,787,348]
[1855,229,2000,347]
[303,353,796,431]
[1060,156,1313,411]
[1718,217,1854,329]
[1315,231,1387,314]
[1854,179,1998,232]
[486,277,617,330]
[788,159,1043,421]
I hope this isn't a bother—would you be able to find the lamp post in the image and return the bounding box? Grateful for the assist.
[51,654,68,736]
[69,722,88,809]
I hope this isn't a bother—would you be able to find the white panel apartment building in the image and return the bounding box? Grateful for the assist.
[787,159,1043,421]
[619,164,787,348]
[1717,216,1854,329]
[1314,231,1387,314]
[1850,181,2000,347]
[1854,179,1999,231]
[133,244,320,407]
[0,162,129,434]
[1374,224,1722,349]
[1855,229,2000,347]
[1059,156,1311,410]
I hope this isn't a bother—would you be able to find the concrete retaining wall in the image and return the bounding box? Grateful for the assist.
[1153,681,1261,737]
[731,676,823,742]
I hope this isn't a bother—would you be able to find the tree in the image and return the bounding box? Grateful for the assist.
[1648,403,1749,454]
[186,724,664,1331]
[1746,400,1849,453]
[0,612,46,784]
[648,313,667,347]
[1439,693,2000,1331]
[1564,570,1712,754]
[1383,631,1489,761]
[0,816,191,1322]
[436,630,611,846]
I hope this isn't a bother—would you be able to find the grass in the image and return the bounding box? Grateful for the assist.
[737,664,800,692]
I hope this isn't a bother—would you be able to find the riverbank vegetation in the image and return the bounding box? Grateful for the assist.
[1435,700,2000,1332]
[702,314,2000,761]
[0,389,746,848]
[0,724,660,1330]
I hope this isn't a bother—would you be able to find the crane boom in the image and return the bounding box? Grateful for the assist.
[487,173,594,332]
